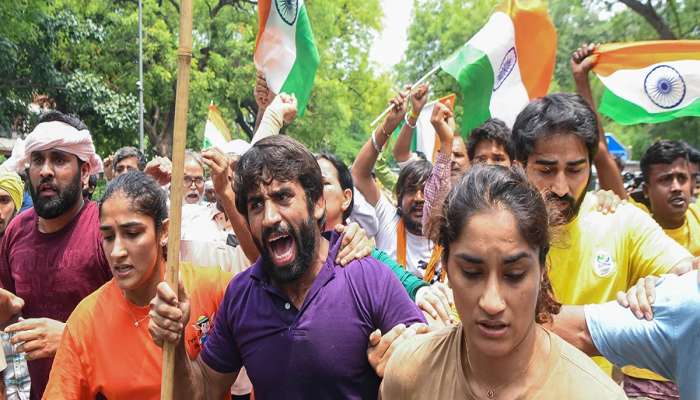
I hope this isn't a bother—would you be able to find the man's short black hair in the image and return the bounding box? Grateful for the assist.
[640,140,688,183]
[466,118,514,161]
[683,142,700,168]
[36,110,88,131]
[234,135,324,227]
[113,146,146,172]
[511,93,598,164]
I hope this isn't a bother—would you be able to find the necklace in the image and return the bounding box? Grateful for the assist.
[125,306,150,327]
[464,335,540,399]
[122,293,150,327]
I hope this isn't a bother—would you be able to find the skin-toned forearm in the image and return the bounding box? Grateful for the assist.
[172,342,205,400]
[574,75,627,198]
[392,123,415,163]
[669,257,694,276]
[219,187,259,262]
[547,306,600,357]
[352,126,389,206]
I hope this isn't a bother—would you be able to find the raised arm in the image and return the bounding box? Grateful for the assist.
[352,90,409,206]
[392,84,429,163]
[201,148,259,262]
[571,43,626,198]
[421,102,454,236]
[251,93,298,145]
[253,70,276,133]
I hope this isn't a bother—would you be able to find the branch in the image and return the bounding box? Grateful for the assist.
[617,0,677,39]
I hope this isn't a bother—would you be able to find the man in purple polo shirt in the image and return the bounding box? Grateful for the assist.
[149,135,425,399]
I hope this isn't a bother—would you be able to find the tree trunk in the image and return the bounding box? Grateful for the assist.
[617,0,677,39]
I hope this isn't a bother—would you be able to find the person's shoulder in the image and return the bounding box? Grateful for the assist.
[551,333,627,398]
[340,254,397,284]
[65,280,114,333]
[385,326,459,381]
[3,207,36,238]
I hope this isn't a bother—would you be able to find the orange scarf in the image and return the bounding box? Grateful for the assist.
[396,219,444,282]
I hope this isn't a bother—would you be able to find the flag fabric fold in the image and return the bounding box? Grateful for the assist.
[412,94,456,162]
[254,0,320,116]
[440,0,556,135]
[593,40,700,125]
[203,103,232,149]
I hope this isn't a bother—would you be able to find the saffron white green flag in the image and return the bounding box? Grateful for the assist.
[254,0,319,116]
[593,40,700,125]
[202,103,231,149]
[440,0,556,135]
[411,94,456,162]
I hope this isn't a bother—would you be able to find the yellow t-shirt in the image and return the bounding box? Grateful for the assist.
[664,203,700,256]
[548,192,692,374]
[380,325,626,399]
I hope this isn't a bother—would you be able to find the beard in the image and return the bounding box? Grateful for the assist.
[29,172,83,219]
[259,216,318,284]
[399,201,424,235]
[546,191,585,225]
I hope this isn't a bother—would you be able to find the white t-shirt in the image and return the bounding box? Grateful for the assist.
[374,194,438,280]
[349,189,379,238]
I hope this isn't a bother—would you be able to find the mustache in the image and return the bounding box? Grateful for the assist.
[36,177,58,192]
[262,223,291,243]
[546,192,576,208]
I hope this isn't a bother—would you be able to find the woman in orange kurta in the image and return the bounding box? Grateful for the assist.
[43,172,231,399]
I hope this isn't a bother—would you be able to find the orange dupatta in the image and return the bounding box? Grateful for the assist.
[396,219,444,283]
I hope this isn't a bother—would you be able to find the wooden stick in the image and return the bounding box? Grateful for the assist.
[161,0,193,398]
[369,64,441,127]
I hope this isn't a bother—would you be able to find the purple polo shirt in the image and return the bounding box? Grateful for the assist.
[201,231,425,399]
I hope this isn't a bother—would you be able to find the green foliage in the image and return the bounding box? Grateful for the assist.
[0,0,389,166]
[400,0,700,158]
[2,0,699,162]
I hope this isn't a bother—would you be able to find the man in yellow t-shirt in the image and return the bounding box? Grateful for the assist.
[639,140,700,257]
[511,94,694,382]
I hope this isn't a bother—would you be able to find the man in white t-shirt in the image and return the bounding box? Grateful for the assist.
[352,90,442,282]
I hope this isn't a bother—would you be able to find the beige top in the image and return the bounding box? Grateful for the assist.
[380,325,626,400]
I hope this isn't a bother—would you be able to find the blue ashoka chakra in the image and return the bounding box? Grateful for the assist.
[643,64,686,109]
[493,47,517,92]
[275,0,299,26]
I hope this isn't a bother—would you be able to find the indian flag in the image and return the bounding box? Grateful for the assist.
[593,41,700,125]
[440,0,556,135]
[412,94,456,162]
[202,103,231,149]
[254,0,320,116]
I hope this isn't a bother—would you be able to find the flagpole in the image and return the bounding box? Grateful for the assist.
[161,0,192,398]
[370,64,441,127]
[138,0,145,153]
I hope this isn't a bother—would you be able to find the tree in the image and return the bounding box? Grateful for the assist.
[399,0,700,158]
[1,0,390,163]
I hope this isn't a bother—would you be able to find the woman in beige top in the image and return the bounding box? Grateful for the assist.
[380,165,626,399]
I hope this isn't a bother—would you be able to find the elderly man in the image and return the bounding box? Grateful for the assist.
[0,111,111,400]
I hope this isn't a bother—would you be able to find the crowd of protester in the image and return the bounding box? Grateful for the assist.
[0,44,697,400]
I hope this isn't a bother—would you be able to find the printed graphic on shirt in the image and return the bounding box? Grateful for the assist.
[188,313,214,351]
[593,251,616,278]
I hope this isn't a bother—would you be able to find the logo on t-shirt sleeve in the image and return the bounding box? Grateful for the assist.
[593,251,616,278]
